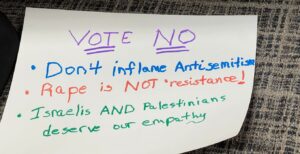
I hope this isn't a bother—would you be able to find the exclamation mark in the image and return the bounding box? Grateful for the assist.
[238,70,245,84]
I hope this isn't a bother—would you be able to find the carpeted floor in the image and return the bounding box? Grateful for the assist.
[0,0,299,153]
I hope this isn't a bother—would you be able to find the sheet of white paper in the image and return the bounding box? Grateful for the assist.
[0,8,257,154]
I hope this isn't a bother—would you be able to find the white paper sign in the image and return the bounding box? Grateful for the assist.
[0,8,257,154]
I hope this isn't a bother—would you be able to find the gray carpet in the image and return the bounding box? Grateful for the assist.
[0,0,299,153]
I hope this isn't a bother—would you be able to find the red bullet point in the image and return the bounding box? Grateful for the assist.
[25,90,29,95]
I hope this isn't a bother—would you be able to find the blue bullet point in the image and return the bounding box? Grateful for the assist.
[31,65,36,70]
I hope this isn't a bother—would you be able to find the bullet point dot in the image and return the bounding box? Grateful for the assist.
[31,65,36,70]
[17,113,22,118]
[25,90,29,95]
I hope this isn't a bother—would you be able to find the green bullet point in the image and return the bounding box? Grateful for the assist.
[17,113,22,118]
